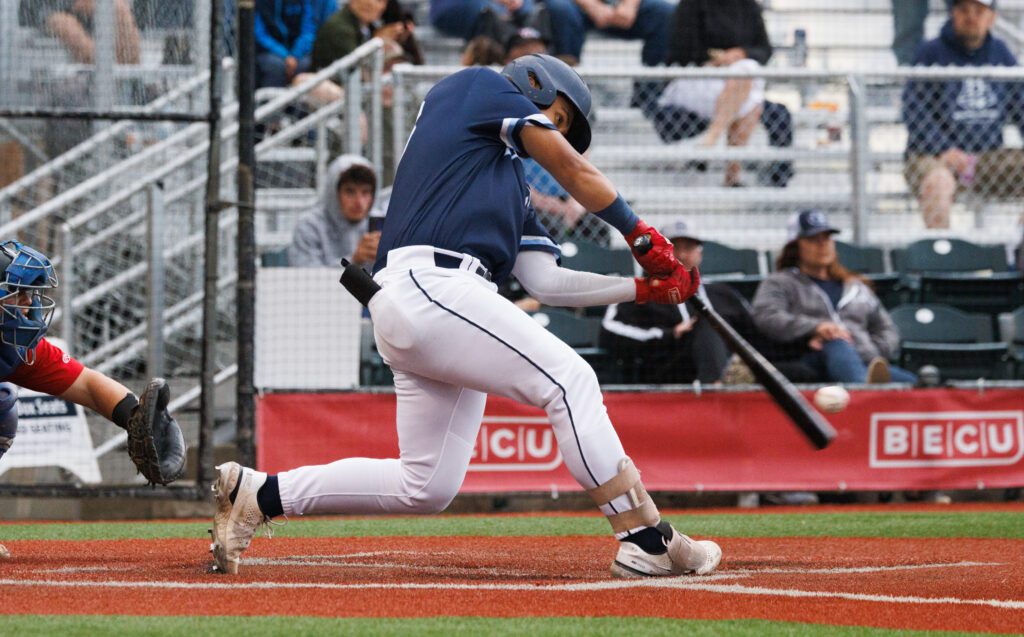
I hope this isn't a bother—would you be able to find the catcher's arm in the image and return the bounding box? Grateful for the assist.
[61,369,187,485]
[59,367,133,421]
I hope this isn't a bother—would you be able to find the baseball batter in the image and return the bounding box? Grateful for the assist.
[0,241,186,553]
[211,55,721,578]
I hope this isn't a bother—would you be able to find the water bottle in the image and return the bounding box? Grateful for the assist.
[792,28,808,68]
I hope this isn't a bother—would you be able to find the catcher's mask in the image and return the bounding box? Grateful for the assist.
[0,241,58,365]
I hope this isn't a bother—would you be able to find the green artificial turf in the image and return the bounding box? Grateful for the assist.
[1,510,1022,541]
[0,616,1008,637]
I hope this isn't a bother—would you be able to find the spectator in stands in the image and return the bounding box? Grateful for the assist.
[430,0,536,42]
[903,0,1024,229]
[504,25,550,63]
[290,155,381,267]
[752,210,917,384]
[313,0,421,71]
[655,0,773,188]
[891,0,953,66]
[542,0,674,67]
[462,35,506,65]
[255,0,334,88]
[600,218,731,383]
[19,0,141,65]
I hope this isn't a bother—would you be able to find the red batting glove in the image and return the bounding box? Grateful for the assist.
[625,219,677,276]
[635,263,701,305]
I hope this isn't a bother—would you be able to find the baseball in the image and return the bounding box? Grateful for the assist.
[0,543,9,560]
[814,385,849,413]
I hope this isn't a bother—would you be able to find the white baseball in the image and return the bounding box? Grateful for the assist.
[814,385,850,413]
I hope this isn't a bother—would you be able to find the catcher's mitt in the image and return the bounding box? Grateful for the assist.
[127,378,186,486]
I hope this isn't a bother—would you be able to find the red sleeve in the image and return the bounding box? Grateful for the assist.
[6,338,85,396]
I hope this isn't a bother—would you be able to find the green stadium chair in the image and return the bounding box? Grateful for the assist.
[560,241,635,276]
[889,304,1012,380]
[1005,306,1024,379]
[834,241,907,309]
[890,238,1007,273]
[835,240,885,273]
[260,247,290,267]
[531,307,617,382]
[890,238,1022,324]
[700,239,763,302]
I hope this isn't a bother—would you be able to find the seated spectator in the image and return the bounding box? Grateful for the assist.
[20,0,141,64]
[430,0,536,41]
[752,210,917,384]
[462,35,506,66]
[903,0,1024,228]
[543,0,674,67]
[890,0,952,66]
[654,0,773,187]
[255,0,334,88]
[313,0,421,71]
[290,155,381,267]
[504,25,550,63]
[600,219,731,383]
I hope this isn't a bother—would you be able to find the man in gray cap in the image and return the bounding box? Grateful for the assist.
[600,218,730,383]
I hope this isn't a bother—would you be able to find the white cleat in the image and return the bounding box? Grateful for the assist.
[209,461,270,575]
[611,525,722,578]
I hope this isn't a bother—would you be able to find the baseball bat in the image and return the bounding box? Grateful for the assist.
[631,233,836,449]
[689,295,836,449]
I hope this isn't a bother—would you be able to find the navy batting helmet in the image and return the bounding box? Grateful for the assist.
[0,241,57,364]
[501,54,592,154]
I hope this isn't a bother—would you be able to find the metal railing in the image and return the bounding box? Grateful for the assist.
[392,64,1024,250]
[0,39,384,495]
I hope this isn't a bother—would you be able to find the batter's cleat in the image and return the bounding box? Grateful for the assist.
[209,461,270,575]
[611,522,721,578]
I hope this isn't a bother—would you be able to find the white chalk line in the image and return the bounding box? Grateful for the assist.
[3,560,1023,610]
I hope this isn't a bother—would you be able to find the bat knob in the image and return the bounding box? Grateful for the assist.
[632,233,652,255]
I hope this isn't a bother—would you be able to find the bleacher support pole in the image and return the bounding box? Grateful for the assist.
[235,0,258,469]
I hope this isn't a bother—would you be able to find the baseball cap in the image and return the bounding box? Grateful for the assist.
[662,218,702,244]
[787,209,840,241]
[506,26,548,51]
[954,0,996,9]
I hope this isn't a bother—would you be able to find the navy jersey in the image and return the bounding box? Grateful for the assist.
[374,67,562,284]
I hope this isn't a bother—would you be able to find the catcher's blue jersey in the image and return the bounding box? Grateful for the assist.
[373,67,561,284]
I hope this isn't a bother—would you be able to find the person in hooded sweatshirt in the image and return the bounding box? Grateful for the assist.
[903,0,1024,229]
[289,155,380,267]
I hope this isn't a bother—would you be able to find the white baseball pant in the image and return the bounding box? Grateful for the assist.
[277,246,639,521]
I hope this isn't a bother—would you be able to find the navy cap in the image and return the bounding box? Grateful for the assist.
[787,209,840,240]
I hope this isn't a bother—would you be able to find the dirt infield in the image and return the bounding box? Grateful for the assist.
[1,535,1022,633]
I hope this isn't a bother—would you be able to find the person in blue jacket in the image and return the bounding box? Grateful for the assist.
[902,0,1024,228]
[255,0,336,88]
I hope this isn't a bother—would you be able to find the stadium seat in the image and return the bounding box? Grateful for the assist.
[260,247,290,267]
[891,238,1023,322]
[889,304,1012,381]
[700,240,764,302]
[560,241,635,276]
[531,307,616,381]
[890,238,1008,273]
[835,240,905,308]
[1004,306,1024,379]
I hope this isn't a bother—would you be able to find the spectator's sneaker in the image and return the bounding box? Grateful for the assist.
[611,523,721,578]
[209,462,271,575]
[721,354,756,385]
[867,357,891,384]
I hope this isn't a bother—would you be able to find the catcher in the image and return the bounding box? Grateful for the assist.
[0,240,186,556]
